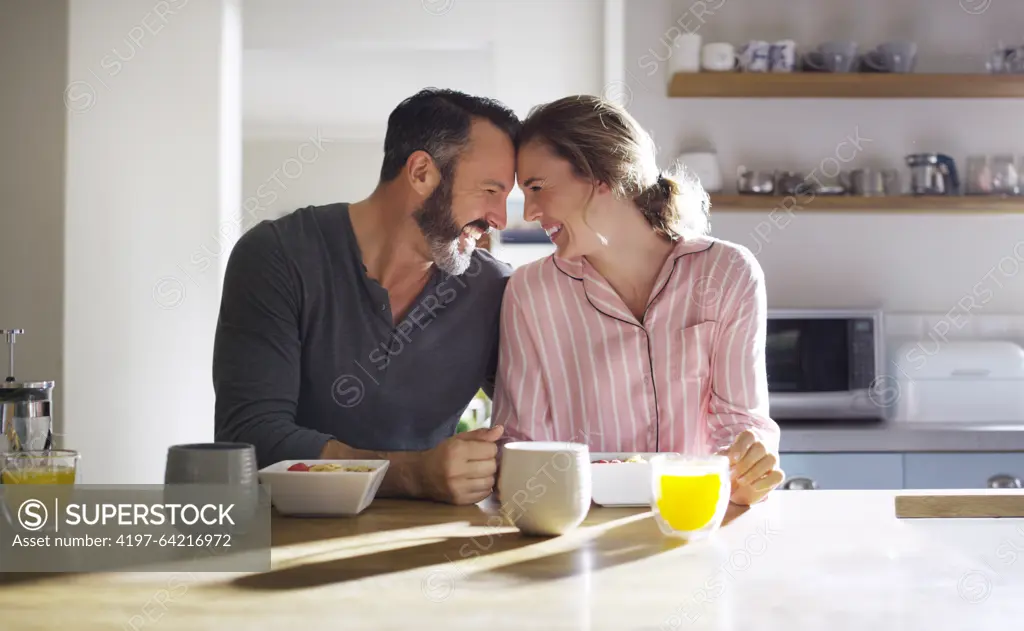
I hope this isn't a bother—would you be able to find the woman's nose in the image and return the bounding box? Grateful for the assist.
[523,200,541,223]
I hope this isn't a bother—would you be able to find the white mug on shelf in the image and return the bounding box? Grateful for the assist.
[678,152,723,193]
[770,40,797,72]
[739,40,771,72]
[670,33,702,74]
[702,42,738,72]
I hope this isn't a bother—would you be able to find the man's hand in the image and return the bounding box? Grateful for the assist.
[719,430,784,506]
[417,425,504,505]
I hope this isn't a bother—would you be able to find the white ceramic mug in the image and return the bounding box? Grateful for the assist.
[701,42,738,72]
[678,152,722,193]
[770,40,797,72]
[739,40,771,72]
[670,33,702,74]
[497,441,591,536]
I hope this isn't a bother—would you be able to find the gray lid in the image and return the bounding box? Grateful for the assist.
[0,380,55,390]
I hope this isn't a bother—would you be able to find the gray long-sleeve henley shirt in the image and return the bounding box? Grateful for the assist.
[213,203,512,467]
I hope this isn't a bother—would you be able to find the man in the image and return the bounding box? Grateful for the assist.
[214,88,519,505]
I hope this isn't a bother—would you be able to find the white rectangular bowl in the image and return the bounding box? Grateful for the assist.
[258,459,390,516]
[590,452,665,507]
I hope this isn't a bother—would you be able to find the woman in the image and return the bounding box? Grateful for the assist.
[491,95,783,505]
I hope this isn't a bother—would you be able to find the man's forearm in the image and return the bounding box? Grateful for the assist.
[216,412,335,469]
[319,440,424,498]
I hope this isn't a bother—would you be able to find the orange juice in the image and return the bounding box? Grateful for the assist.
[1,450,79,486]
[657,473,724,531]
[2,466,76,485]
[650,455,730,540]
[1,452,79,524]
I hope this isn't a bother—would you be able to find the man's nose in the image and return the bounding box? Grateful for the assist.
[486,203,508,231]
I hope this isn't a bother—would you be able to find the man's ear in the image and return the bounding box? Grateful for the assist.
[406,151,441,197]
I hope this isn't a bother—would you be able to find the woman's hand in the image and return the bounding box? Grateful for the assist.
[719,430,784,506]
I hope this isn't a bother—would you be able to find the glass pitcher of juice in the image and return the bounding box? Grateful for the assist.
[650,454,730,541]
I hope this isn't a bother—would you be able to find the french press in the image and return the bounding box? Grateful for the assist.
[0,329,54,455]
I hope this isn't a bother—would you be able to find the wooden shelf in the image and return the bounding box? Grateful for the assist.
[668,73,1024,99]
[709,194,1024,213]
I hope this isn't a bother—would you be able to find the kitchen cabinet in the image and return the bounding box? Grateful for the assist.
[903,453,1024,489]
[779,451,1024,490]
[780,453,904,490]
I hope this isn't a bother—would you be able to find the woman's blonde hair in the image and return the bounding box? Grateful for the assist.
[518,94,710,240]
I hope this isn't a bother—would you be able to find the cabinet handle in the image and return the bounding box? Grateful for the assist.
[782,476,818,490]
[987,474,1022,489]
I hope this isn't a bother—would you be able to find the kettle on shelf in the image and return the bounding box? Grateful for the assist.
[906,153,960,196]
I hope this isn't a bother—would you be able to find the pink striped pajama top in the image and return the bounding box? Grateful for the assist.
[491,235,781,456]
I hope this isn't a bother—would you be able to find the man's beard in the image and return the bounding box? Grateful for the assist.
[413,176,485,276]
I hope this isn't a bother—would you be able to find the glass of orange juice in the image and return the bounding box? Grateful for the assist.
[649,454,730,541]
[1,450,79,532]
[1,449,79,485]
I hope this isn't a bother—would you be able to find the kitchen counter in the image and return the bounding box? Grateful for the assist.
[2,492,1023,629]
[779,420,1024,453]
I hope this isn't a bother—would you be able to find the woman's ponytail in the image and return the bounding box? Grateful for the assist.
[632,168,710,240]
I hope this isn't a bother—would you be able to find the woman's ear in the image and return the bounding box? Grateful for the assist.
[593,180,613,196]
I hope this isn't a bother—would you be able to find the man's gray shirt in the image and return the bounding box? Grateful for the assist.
[213,203,512,467]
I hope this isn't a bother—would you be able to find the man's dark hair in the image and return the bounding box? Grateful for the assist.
[379,88,520,182]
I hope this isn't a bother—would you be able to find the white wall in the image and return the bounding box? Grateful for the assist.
[242,0,605,140]
[240,0,605,267]
[0,0,67,434]
[622,0,1024,314]
[64,0,241,484]
[242,138,379,222]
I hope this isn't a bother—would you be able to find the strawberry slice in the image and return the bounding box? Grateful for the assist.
[287,463,310,472]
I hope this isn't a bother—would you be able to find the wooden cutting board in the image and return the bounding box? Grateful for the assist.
[895,490,1024,518]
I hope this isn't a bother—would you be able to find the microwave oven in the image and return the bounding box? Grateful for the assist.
[766,309,885,421]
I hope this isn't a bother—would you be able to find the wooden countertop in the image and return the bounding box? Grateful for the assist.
[2,491,1024,629]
